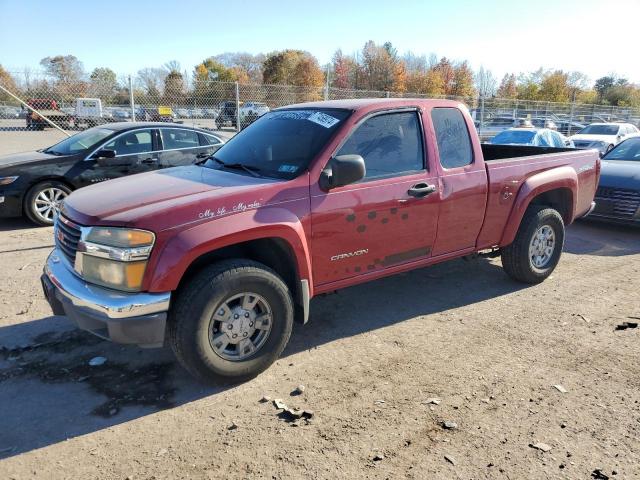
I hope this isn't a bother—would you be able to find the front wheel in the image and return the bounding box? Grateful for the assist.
[501,206,565,284]
[24,180,71,226]
[168,259,294,384]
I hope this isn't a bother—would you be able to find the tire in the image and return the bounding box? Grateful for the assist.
[24,180,72,226]
[168,259,294,384]
[501,206,565,284]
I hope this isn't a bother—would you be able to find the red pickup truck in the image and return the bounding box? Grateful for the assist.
[41,99,600,383]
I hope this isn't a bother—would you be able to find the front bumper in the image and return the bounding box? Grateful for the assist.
[41,249,171,347]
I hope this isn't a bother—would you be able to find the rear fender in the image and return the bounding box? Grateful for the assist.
[499,166,577,246]
[146,207,312,293]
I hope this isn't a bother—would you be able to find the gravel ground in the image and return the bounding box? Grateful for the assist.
[0,215,638,479]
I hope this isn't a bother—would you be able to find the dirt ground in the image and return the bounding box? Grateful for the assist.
[0,215,638,480]
[0,130,639,479]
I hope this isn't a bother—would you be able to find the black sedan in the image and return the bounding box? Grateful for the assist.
[0,122,224,225]
[590,137,640,225]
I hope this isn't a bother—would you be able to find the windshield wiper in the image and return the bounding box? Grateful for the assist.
[212,157,262,178]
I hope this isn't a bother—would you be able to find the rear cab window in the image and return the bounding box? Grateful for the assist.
[431,108,473,168]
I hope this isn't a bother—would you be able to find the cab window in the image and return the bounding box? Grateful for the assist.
[431,108,473,168]
[336,111,424,180]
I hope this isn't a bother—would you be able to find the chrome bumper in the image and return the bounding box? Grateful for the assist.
[42,249,171,347]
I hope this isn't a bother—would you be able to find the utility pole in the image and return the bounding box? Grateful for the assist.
[325,64,330,101]
[129,76,136,122]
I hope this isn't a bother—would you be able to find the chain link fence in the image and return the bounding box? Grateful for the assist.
[2,71,640,140]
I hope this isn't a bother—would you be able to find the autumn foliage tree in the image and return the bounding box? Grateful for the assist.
[0,65,19,101]
[263,50,323,87]
[331,49,358,89]
[496,74,517,98]
[405,70,445,96]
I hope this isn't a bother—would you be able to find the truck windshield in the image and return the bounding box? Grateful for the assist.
[43,127,114,155]
[491,130,536,145]
[204,109,350,179]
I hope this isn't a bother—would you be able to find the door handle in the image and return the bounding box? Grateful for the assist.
[141,157,158,164]
[407,183,437,198]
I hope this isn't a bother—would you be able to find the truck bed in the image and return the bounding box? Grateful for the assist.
[476,146,600,249]
[482,144,575,162]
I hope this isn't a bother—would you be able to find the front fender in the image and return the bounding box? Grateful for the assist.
[145,206,312,293]
[499,166,577,246]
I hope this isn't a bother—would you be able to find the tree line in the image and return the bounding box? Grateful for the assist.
[1,41,639,107]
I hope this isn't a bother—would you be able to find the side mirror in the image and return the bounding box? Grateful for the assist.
[320,154,366,190]
[94,149,116,159]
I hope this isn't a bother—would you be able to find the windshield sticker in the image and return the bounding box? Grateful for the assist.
[198,201,261,220]
[307,111,340,128]
[269,110,314,121]
[278,164,298,173]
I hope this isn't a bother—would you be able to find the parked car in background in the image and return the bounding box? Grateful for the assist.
[0,105,20,119]
[112,109,131,121]
[477,116,516,141]
[139,106,177,122]
[490,128,574,148]
[0,123,224,225]
[570,123,640,155]
[589,137,640,224]
[554,120,585,136]
[176,108,190,118]
[203,108,219,119]
[239,102,270,128]
[217,101,239,127]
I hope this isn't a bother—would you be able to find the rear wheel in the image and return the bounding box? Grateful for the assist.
[168,259,294,384]
[501,206,565,284]
[24,180,71,226]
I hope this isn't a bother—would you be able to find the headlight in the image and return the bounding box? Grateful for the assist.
[76,227,155,292]
[0,176,19,186]
[85,227,154,248]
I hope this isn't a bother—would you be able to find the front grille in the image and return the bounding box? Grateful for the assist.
[594,187,640,218]
[55,215,82,264]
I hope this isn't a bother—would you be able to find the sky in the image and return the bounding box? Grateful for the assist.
[1,0,639,85]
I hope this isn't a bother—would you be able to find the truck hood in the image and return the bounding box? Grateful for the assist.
[598,160,640,190]
[62,165,305,230]
[0,150,60,168]
[569,134,617,143]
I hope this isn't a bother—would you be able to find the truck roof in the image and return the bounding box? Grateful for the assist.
[279,98,464,112]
